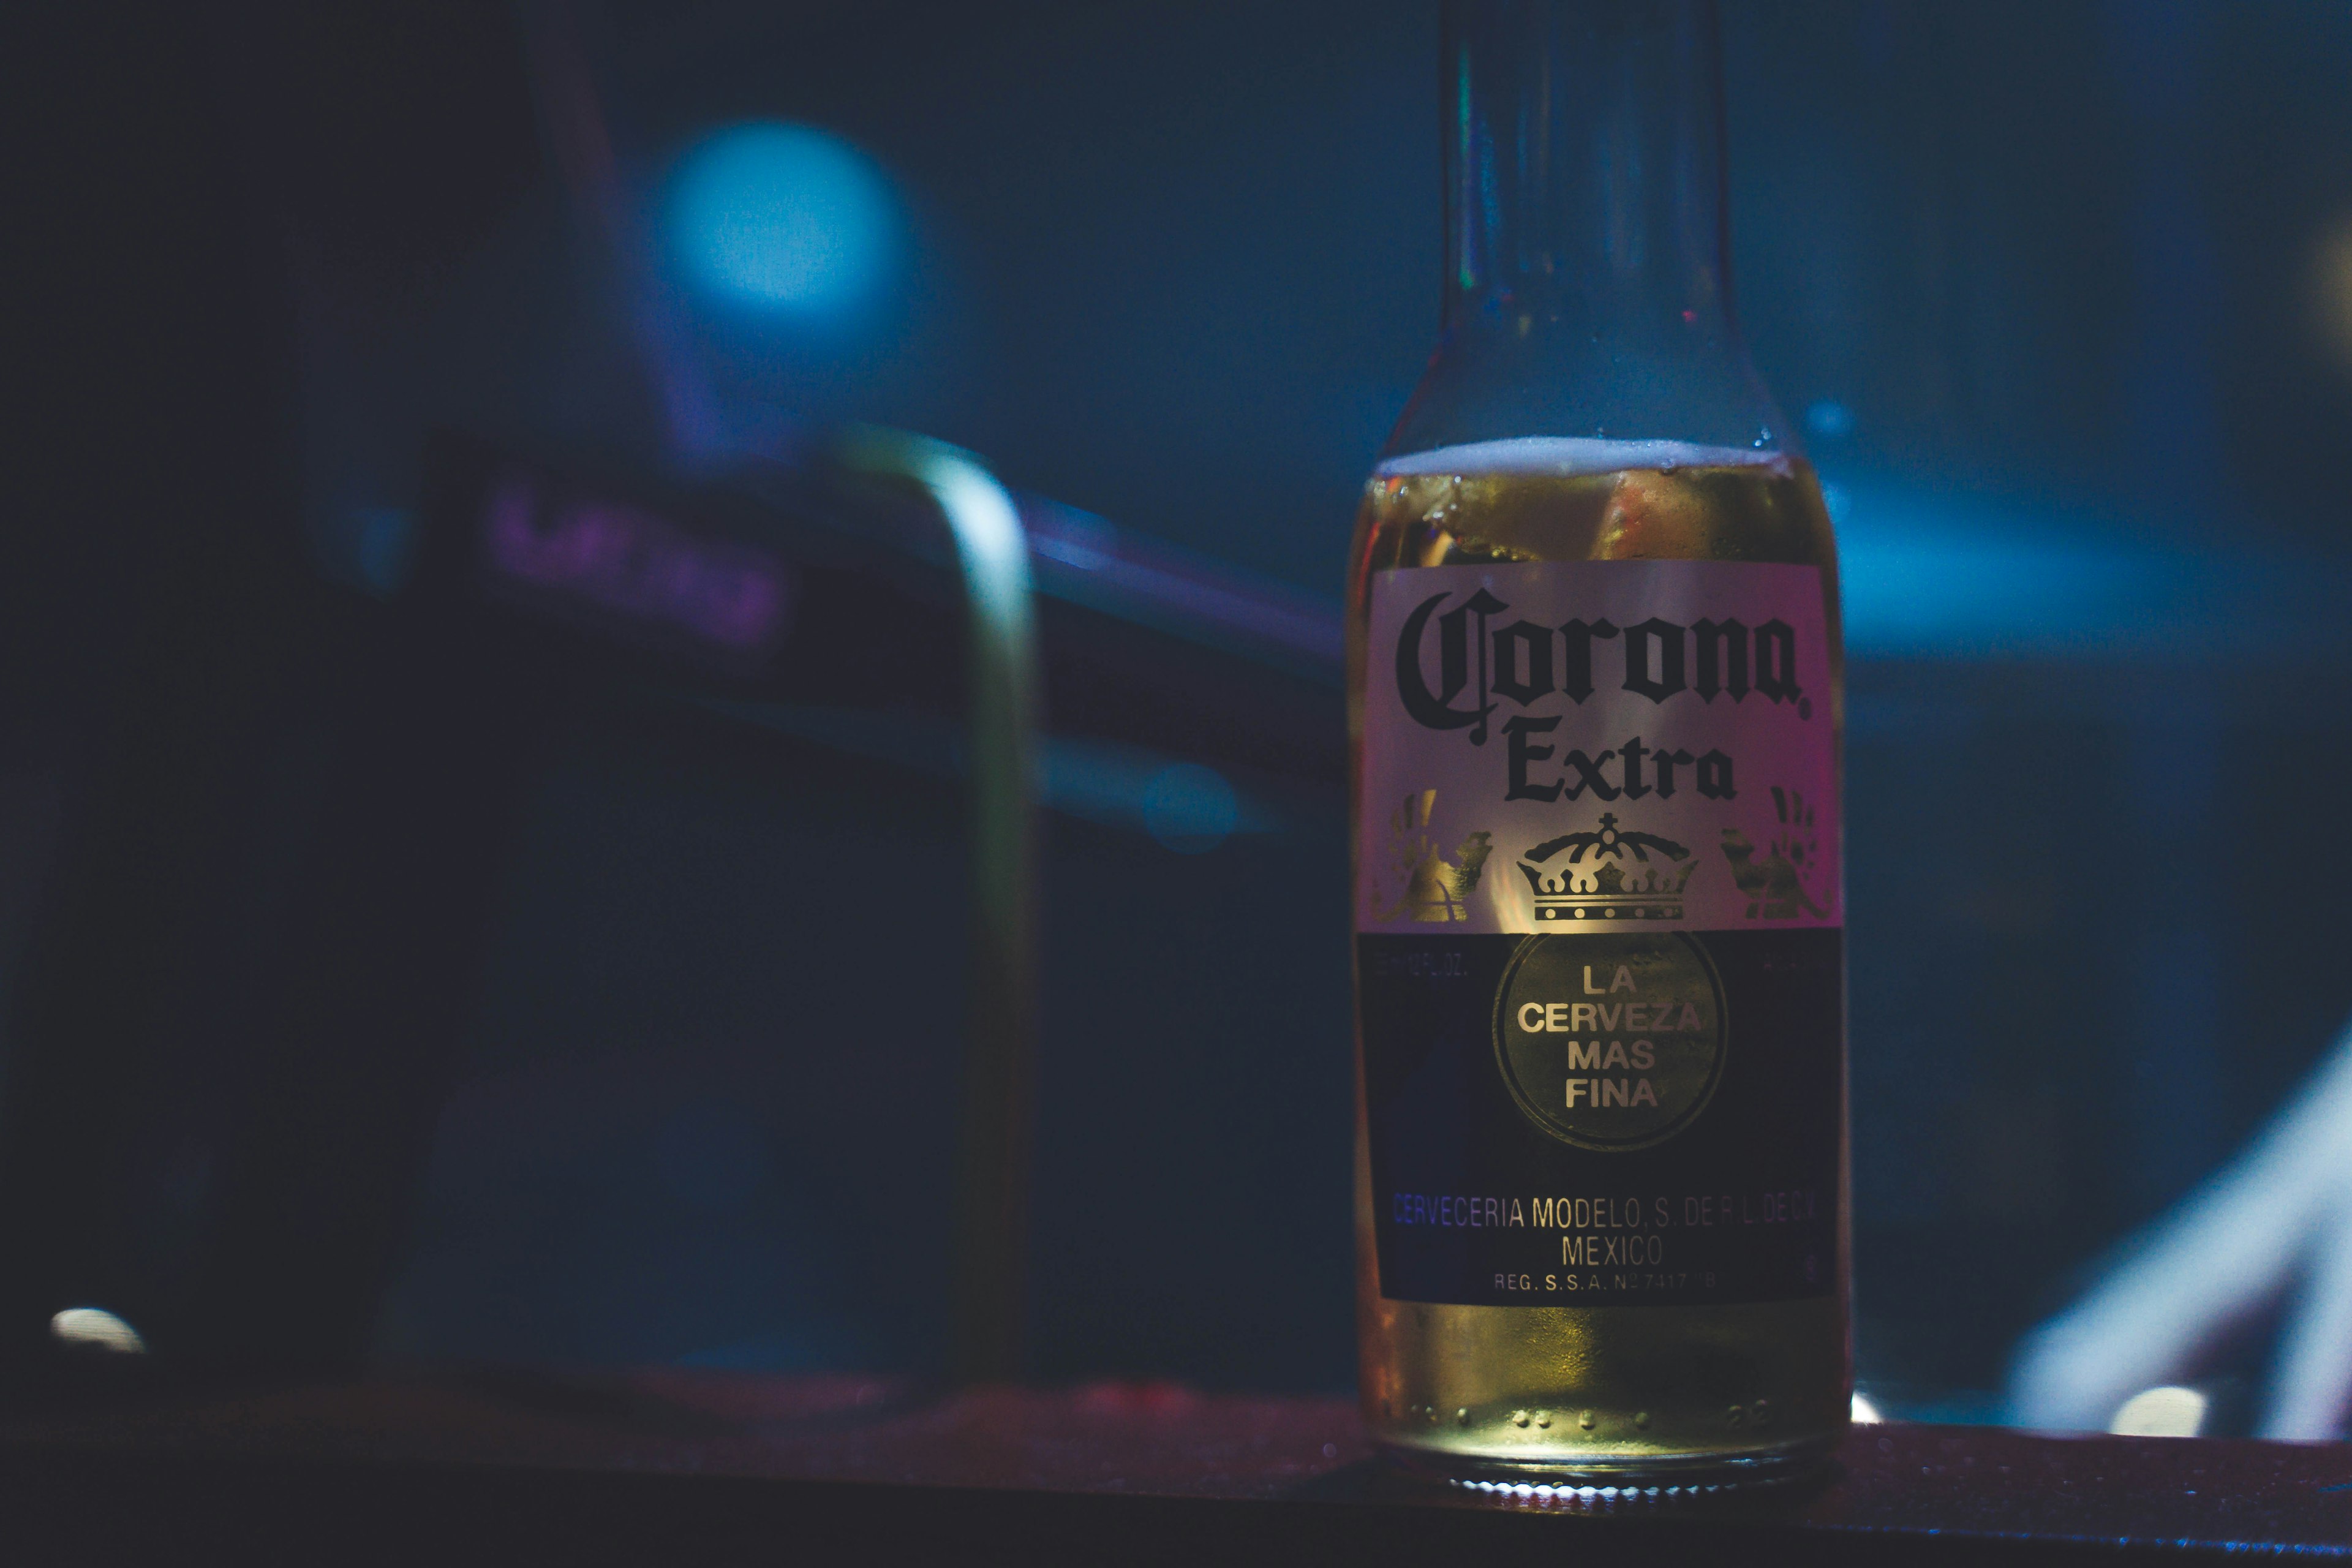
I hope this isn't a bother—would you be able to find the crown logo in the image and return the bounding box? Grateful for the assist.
[1517,813,1695,923]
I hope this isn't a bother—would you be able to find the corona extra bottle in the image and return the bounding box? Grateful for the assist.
[1349,0,1847,1485]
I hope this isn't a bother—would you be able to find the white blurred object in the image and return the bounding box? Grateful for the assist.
[50,1306,145,1354]
[1850,1392,1884,1425]
[2107,1385,2207,1438]
[2010,1027,2352,1440]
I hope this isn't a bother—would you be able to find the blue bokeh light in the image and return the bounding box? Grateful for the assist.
[1140,763,1240,854]
[1804,399,1856,440]
[1828,478,2158,657]
[1825,475,2352,661]
[665,123,900,318]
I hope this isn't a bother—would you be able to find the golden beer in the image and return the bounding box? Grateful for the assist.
[1348,450,1847,1482]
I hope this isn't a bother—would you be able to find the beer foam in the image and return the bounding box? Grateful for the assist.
[1376,437,1789,480]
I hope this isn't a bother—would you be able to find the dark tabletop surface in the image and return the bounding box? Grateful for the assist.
[1,1373,2346,1563]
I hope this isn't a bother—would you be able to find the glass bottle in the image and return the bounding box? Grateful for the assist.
[1348,0,1847,1485]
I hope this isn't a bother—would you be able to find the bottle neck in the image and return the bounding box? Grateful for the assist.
[1389,0,1786,460]
[1449,0,1731,338]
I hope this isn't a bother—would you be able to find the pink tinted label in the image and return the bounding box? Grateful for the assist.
[1359,560,1839,934]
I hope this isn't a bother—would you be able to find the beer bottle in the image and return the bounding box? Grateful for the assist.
[1349,0,1847,1486]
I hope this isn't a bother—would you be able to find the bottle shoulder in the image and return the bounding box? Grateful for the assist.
[1349,449,1839,579]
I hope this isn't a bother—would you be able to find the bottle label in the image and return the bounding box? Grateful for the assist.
[1357,561,1841,1307]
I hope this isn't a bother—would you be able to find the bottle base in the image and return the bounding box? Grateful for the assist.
[1376,1431,1839,1496]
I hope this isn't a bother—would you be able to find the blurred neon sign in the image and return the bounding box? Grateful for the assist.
[483,469,792,658]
